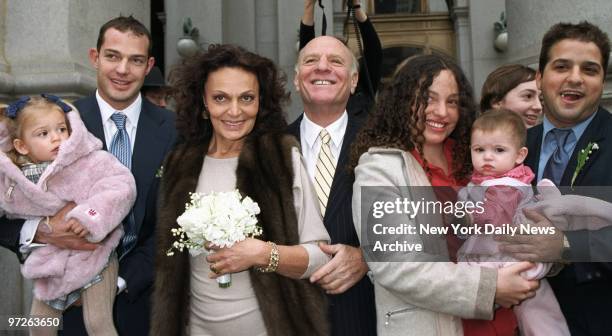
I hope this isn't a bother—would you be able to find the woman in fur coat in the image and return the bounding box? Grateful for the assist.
[0,95,136,336]
[152,44,331,336]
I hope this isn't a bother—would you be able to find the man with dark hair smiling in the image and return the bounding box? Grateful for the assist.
[0,15,175,335]
[501,21,612,335]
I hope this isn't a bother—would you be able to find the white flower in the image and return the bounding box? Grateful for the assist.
[593,143,600,150]
[167,190,262,256]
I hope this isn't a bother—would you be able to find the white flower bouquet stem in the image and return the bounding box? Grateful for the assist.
[207,250,232,288]
[217,274,232,288]
[166,190,262,288]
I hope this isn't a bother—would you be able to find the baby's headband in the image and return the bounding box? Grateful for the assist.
[5,94,72,119]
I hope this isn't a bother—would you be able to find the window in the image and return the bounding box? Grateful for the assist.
[371,0,451,14]
[375,0,421,14]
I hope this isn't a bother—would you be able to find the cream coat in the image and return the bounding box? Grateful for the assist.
[352,148,497,336]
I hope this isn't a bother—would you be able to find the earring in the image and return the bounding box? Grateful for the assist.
[202,102,209,119]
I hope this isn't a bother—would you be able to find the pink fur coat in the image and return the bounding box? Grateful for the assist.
[0,109,136,301]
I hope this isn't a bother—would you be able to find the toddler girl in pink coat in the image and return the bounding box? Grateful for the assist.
[0,95,136,336]
[457,109,569,336]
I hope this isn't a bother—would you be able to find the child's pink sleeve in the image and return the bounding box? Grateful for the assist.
[64,150,136,242]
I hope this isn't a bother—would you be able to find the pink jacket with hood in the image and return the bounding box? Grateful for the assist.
[0,108,136,301]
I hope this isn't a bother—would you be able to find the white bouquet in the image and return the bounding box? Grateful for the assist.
[166,190,262,287]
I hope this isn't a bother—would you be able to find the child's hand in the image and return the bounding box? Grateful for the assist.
[67,219,89,238]
[35,203,98,250]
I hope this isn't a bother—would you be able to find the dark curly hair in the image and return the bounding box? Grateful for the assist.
[170,44,290,145]
[350,54,476,182]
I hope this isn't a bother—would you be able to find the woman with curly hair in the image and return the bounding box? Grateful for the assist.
[151,44,330,336]
[350,54,539,336]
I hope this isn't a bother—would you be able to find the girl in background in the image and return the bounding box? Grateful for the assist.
[480,64,542,128]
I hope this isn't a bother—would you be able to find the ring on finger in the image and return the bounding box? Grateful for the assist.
[210,263,220,274]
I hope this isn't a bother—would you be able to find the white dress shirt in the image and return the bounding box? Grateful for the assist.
[96,90,141,151]
[299,111,348,182]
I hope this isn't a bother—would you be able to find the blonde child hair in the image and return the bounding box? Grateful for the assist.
[0,96,72,165]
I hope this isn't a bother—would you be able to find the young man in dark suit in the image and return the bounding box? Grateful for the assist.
[500,21,612,336]
[288,35,377,336]
[0,16,175,335]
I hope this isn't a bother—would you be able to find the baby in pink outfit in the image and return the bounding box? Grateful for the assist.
[457,110,569,336]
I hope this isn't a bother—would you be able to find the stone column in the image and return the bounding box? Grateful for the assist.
[450,0,473,83]
[223,0,256,51]
[3,0,149,103]
[0,0,14,102]
[459,0,506,101]
[255,0,279,62]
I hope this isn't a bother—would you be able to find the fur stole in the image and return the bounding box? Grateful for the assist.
[152,132,329,336]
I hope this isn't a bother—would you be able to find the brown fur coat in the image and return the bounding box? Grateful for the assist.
[151,133,329,336]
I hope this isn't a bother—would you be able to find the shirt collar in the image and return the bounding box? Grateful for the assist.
[96,90,142,127]
[542,109,597,141]
[301,110,348,150]
[410,138,466,185]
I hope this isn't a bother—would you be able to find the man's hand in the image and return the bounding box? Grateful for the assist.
[310,243,368,294]
[34,203,97,251]
[494,262,540,308]
[351,0,368,22]
[496,208,564,262]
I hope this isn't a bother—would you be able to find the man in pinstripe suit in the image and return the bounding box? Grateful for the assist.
[288,35,377,336]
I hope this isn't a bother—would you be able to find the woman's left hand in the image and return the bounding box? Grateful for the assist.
[206,238,269,278]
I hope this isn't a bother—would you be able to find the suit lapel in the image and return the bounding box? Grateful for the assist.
[76,97,107,150]
[287,112,362,222]
[525,123,543,184]
[324,114,359,220]
[287,115,302,140]
[561,107,608,186]
[78,97,169,234]
[131,101,171,231]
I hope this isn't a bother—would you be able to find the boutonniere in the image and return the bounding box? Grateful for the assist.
[571,142,599,188]
[155,165,164,178]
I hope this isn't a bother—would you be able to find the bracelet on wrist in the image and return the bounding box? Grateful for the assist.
[256,241,279,273]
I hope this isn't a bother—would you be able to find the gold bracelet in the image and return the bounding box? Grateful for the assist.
[256,241,279,273]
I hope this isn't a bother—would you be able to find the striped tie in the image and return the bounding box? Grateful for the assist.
[109,113,137,256]
[314,129,336,216]
[109,113,131,168]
